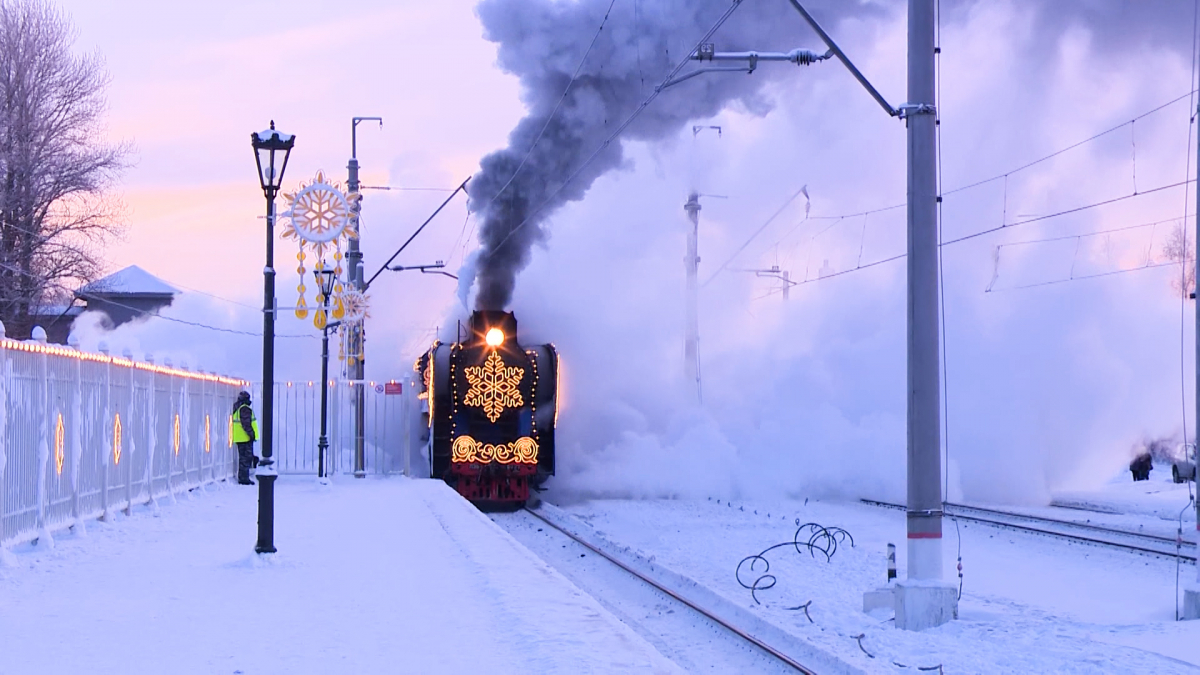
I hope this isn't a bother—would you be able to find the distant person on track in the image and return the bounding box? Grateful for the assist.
[231,391,260,485]
[1129,452,1152,482]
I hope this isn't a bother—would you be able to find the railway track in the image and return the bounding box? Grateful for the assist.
[861,499,1197,562]
[496,505,848,674]
[521,506,821,674]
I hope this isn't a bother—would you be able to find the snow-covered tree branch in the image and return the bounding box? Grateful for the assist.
[0,0,128,333]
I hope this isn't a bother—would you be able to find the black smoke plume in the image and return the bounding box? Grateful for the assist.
[465,0,1192,310]
[465,0,875,309]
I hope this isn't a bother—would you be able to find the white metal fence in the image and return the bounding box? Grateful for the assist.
[0,336,246,548]
[260,377,421,477]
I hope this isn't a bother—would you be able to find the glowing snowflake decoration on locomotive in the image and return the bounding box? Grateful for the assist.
[416,311,558,506]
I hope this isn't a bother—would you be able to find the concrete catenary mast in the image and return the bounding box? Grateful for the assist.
[684,192,701,399]
[346,116,382,478]
[894,0,957,630]
[675,4,958,628]
[1186,49,1200,621]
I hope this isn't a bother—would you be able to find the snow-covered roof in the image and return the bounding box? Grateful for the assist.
[78,265,178,297]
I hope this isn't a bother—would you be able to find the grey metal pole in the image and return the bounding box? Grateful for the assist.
[1188,55,1200,619]
[346,152,365,478]
[1190,64,1200,583]
[347,117,381,479]
[906,0,942,582]
[684,193,701,398]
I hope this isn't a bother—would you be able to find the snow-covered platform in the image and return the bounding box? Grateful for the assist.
[0,478,682,675]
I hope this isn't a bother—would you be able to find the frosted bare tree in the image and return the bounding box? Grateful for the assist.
[1162,222,1196,299]
[0,0,128,335]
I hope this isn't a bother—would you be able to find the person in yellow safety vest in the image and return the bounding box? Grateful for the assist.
[231,390,260,485]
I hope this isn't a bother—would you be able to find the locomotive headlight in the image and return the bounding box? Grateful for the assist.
[485,328,505,348]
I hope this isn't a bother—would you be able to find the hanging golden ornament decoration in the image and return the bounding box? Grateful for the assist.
[280,170,360,329]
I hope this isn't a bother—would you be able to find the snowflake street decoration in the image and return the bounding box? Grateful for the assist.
[464,352,524,423]
[280,170,361,328]
[335,289,371,365]
[282,169,359,249]
[339,289,369,324]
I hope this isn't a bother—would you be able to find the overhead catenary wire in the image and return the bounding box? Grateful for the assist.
[754,88,1200,256]
[742,110,1184,275]
[364,177,471,290]
[482,0,747,260]
[81,294,318,340]
[941,178,1195,247]
[481,0,621,213]
[985,214,1195,292]
[993,214,1193,250]
[986,259,1182,293]
[703,185,810,287]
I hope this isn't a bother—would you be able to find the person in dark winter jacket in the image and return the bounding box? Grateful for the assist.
[231,391,259,485]
[1130,452,1153,482]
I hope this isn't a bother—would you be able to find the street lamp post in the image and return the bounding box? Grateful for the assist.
[250,120,294,555]
[314,268,340,481]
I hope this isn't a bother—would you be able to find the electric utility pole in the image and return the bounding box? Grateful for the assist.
[347,116,382,478]
[683,125,722,401]
[1186,53,1200,620]
[903,0,949,617]
[661,0,958,628]
[684,192,701,398]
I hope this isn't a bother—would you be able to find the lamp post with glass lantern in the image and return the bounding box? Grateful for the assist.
[250,120,294,555]
[314,268,340,480]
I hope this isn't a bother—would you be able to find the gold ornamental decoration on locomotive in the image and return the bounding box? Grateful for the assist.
[463,351,525,423]
[451,435,538,464]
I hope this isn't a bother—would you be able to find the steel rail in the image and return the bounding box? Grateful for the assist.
[861,499,1196,562]
[946,501,1188,547]
[522,506,819,675]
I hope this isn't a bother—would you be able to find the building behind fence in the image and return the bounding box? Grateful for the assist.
[0,330,247,548]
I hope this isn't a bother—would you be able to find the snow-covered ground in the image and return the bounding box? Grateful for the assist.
[4,473,1199,674]
[0,477,682,675]
[1050,465,1198,526]
[556,496,1200,674]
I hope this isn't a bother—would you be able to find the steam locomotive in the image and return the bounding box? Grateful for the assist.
[415,310,558,507]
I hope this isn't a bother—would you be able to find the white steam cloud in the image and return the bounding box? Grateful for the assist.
[452,0,1200,505]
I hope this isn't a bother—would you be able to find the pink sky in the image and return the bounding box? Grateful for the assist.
[59,0,521,303]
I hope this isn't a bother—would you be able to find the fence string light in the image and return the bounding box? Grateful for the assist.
[54,413,65,475]
[173,414,181,455]
[0,339,248,386]
[113,414,122,465]
[205,415,211,453]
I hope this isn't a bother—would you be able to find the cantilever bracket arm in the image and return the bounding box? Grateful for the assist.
[659,47,834,91]
[785,0,900,118]
[659,66,755,91]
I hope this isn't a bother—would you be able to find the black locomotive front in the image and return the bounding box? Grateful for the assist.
[416,311,557,506]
